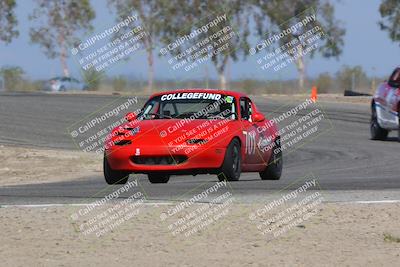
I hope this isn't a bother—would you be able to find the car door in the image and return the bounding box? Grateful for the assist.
[239,97,263,165]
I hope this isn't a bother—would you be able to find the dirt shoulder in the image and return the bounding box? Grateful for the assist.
[0,145,100,186]
[0,145,399,266]
[0,203,399,266]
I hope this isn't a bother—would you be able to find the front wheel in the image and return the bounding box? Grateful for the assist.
[370,105,388,140]
[103,157,129,185]
[260,137,283,180]
[218,139,241,182]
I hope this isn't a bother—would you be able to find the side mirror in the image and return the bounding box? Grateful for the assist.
[252,112,265,122]
[125,112,137,121]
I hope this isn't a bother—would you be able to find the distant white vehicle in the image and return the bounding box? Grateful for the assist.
[45,76,88,92]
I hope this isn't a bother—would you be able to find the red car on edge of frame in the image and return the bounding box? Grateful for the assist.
[371,67,400,141]
[103,89,282,184]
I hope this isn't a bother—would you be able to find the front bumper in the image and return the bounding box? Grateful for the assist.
[105,144,226,173]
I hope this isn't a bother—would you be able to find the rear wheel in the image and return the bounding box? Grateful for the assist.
[370,105,388,140]
[260,137,283,180]
[218,139,241,182]
[148,173,170,184]
[103,156,129,184]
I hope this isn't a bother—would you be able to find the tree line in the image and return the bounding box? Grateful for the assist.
[0,0,399,92]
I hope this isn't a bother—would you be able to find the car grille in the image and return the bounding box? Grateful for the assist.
[131,155,187,165]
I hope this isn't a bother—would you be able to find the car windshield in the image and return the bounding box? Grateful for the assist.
[139,92,237,120]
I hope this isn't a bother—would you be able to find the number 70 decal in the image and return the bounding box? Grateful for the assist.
[244,131,256,155]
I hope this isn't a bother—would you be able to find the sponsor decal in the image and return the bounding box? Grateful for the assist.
[160,93,221,101]
[225,96,234,103]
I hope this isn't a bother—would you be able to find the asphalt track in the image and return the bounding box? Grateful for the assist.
[0,92,399,205]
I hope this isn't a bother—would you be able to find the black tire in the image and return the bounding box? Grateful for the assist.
[218,139,241,182]
[370,105,388,140]
[148,173,170,184]
[259,137,283,180]
[103,156,129,184]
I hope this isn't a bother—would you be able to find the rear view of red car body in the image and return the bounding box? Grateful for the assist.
[104,89,282,184]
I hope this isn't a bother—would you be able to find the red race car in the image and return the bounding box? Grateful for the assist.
[371,67,400,141]
[104,89,282,184]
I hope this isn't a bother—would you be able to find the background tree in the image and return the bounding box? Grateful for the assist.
[108,0,173,93]
[315,72,333,93]
[379,0,400,44]
[29,0,95,77]
[253,0,345,91]
[336,65,367,91]
[0,66,24,91]
[83,68,103,91]
[160,0,251,90]
[112,75,127,92]
[0,0,19,44]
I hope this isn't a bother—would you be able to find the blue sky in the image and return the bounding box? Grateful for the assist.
[1,0,399,81]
